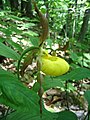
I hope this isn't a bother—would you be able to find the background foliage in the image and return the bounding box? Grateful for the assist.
[0,0,90,120]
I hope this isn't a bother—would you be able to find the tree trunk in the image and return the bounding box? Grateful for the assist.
[9,0,19,11]
[21,0,33,17]
[78,9,90,41]
[0,0,3,10]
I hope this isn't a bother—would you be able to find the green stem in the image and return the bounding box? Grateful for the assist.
[37,56,44,116]
[65,80,69,110]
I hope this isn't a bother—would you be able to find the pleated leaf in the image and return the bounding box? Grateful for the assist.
[43,68,90,90]
[6,110,78,120]
[57,67,90,81]
[0,69,40,113]
[57,110,78,120]
[6,109,58,120]
[6,39,23,53]
[84,90,90,111]
[0,68,18,81]
[0,42,20,60]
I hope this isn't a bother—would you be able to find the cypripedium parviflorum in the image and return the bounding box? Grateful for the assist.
[41,50,69,76]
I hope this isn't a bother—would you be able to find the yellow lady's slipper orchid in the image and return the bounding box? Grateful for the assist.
[41,50,69,76]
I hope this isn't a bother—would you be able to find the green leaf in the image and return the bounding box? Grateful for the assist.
[0,117,6,120]
[18,23,35,29]
[56,67,90,81]
[0,81,40,113]
[84,90,90,110]
[22,30,38,37]
[0,70,40,113]
[30,36,39,46]
[6,110,78,120]
[43,76,65,90]
[0,42,20,60]
[57,110,78,120]
[6,39,23,53]
[0,38,5,43]
[46,38,53,47]
[32,82,40,93]
[83,53,90,59]
[9,25,22,34]
[43,68,90,90]
[9,15,23,21]
[6,108,58,120]
[70,52,79,62]
[0,27,12,36]
[0,68,18,81]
